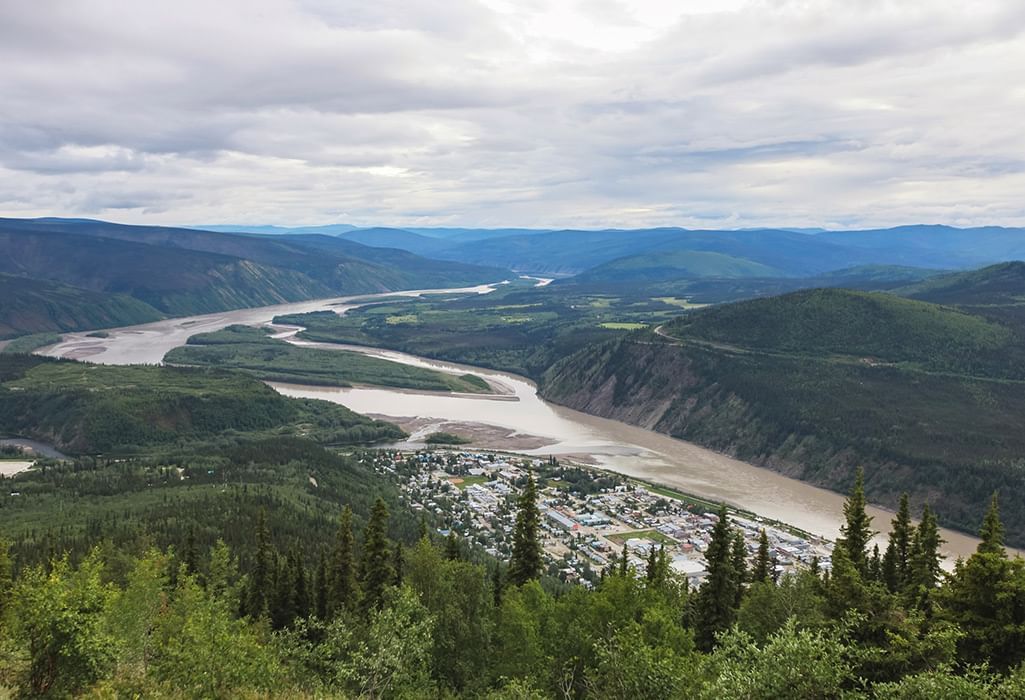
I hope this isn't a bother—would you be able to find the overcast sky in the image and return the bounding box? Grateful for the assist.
[2,0,1024,229]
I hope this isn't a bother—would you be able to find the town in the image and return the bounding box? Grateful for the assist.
[368,448,835,588]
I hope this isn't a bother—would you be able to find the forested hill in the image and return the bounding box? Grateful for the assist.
[0,273,164,339]
[0,218,509,322]
[541,286,1025,546]
[661,287,1025,378]
[0,354,402,453]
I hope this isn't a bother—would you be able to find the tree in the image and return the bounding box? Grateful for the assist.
[882,493,913,592]
[731,532,748,606]
[314,550,329,620]
[978,493,1004,555]
[360,497,393,612]
[7,552,117,696]
[939,494,1025,669]
[445,530,462,561]
[838,467,873,576]
[693,505,741,650]
[329,506,358,615]
[751,530,772,584]
[393,542,404,587]
[508,473,542,586]
[907,504,943,611]
[246,509,273,619]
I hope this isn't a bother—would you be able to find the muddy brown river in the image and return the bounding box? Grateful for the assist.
[39,283,997,560]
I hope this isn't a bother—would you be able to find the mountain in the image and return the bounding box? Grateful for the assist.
[0,273,164,339]
[541,285,1025,545]
[0,217,509,321]
[564,249,783,285]
[817,225,1025,268]
[335,227,453,256]
[198,223,360,235]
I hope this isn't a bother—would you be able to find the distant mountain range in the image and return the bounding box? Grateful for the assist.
[0,217,509,339]
[203,222,1025,280]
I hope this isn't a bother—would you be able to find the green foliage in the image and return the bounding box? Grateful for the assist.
[166,324,493,393]
[0,273,163,340]
[425,431,472,445]
[0,333,62,355]
[692,505,742,650]
[706,620,852,699]
[0,355,403,454]
[508,473,542,586]
[839,467,874,576]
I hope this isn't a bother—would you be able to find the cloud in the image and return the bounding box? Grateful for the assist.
[1,0,1024,228]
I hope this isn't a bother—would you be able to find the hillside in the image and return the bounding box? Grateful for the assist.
[541,288,1025,545]
[0,218,509,321]
[0,354,402,453]
[0,273,164,339]
[661,288,1025,378]
[566,249,782,284]
[896,260,1025,307]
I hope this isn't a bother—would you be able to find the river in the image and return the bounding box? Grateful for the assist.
[38,283,991,560]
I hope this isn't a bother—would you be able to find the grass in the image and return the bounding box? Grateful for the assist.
[452,475,490,489]
[599,322,648,330]
[654,297,707,309]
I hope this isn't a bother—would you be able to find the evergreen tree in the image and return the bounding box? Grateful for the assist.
[882,493,913,592]
[732,531,748,606]
[978,493,1004,556]
[292,547,309,620]
[693,505,740,650]
[868,544,882,582]
[645,544,670,589]
[907,504,943,611]
[752,529,772,583]
[508,473,542,586]
[445,531,461,561]
[0,537,12,624]
[329,506,358,616]
[183,526,199,576]
[246,509,272,619]
[939,495,1025,669]
[491,563,504,607]
[418,515,430,542]
[838,467,874,576]
[314,550,328,620]
[618,543,630,578]
[360,497,393,612]
[393,542,404,587]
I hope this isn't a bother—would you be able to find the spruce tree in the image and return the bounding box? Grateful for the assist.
[907,504,943,609]
[978,493,1004,556]
[360,497,393,612]
[868,544,882,582]
[882,493,913,592]
[752,529,772,583]
[508,473,542,586]
[246,508,273,619]
[292,547,309,620]
[329,506,358,616]
[731,531,748,606]
[693,504,739,650]
[393,542,404,587]
[838,467,874,576]
[618,543,630,578]
[314,550,328,620]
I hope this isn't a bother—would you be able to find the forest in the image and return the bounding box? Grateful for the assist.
[2,462,1025,698]
[164,325,490,393]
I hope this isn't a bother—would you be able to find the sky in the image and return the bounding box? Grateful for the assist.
[2,0,1025,230]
